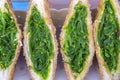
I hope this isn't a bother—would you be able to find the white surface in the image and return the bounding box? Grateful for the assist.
[14,0,100,80]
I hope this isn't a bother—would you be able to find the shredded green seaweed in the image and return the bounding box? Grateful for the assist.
[0,3,17,69]
[63,2,89,74]
[97,0,120,71]
[28,6,54,79]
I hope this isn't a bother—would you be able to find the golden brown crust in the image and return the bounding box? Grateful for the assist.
[23,0,34,79]
[94,0,120,80]
[60,1,76,79]
[43,0,58,79]
[93,0,105,79]
[60,0,94,80]
[23,0,58,80]
[0,0,22,80]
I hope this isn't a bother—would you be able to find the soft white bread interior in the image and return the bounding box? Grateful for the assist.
[0,0,22,80]
[94,0,120,80]
[24,0,58,80]
[60,0,94,80]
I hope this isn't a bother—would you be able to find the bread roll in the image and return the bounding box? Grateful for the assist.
[94,0,120,80]
[24,0,58,80]
[60,0,94,80]
[0,0,22,80]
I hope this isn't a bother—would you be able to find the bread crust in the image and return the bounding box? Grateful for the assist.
[0,0,22,80]
[60,0,94,80]
[23,0,58,80]
[94,0,120,80]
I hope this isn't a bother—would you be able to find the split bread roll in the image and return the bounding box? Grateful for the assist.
[60,0,94,80]
[24,0,58,80]
[0,0,22,80]
[94,0,120,80]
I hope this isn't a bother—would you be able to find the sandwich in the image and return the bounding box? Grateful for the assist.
[0,0,22,80]
[60,0,94,80]
[94,0,120,80]
[24,0,58,80]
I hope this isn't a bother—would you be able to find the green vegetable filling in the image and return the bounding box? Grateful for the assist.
[97,0,120,71]
[28,6,54,79]
[0,3,17,69]
[63,2,89,74]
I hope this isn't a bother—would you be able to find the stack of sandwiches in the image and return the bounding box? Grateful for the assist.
[0,0,120,80]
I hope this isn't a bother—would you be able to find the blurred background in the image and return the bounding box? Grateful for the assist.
[11,0,98,10]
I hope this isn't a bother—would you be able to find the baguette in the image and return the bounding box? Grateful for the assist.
[23,0,58,80]
[0,0,22,80]
[60,0,94,80]
[94,0,120,80]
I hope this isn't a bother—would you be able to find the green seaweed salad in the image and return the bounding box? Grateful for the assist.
[63,2,89,76]
[0,3,17,69]
[97,0,120,72]
[28,6,54,80]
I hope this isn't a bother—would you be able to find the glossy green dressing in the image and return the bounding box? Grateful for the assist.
[63,2,89,74]
[28,6,54,79]
[0,3,17,69]
[97,0,120,71]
